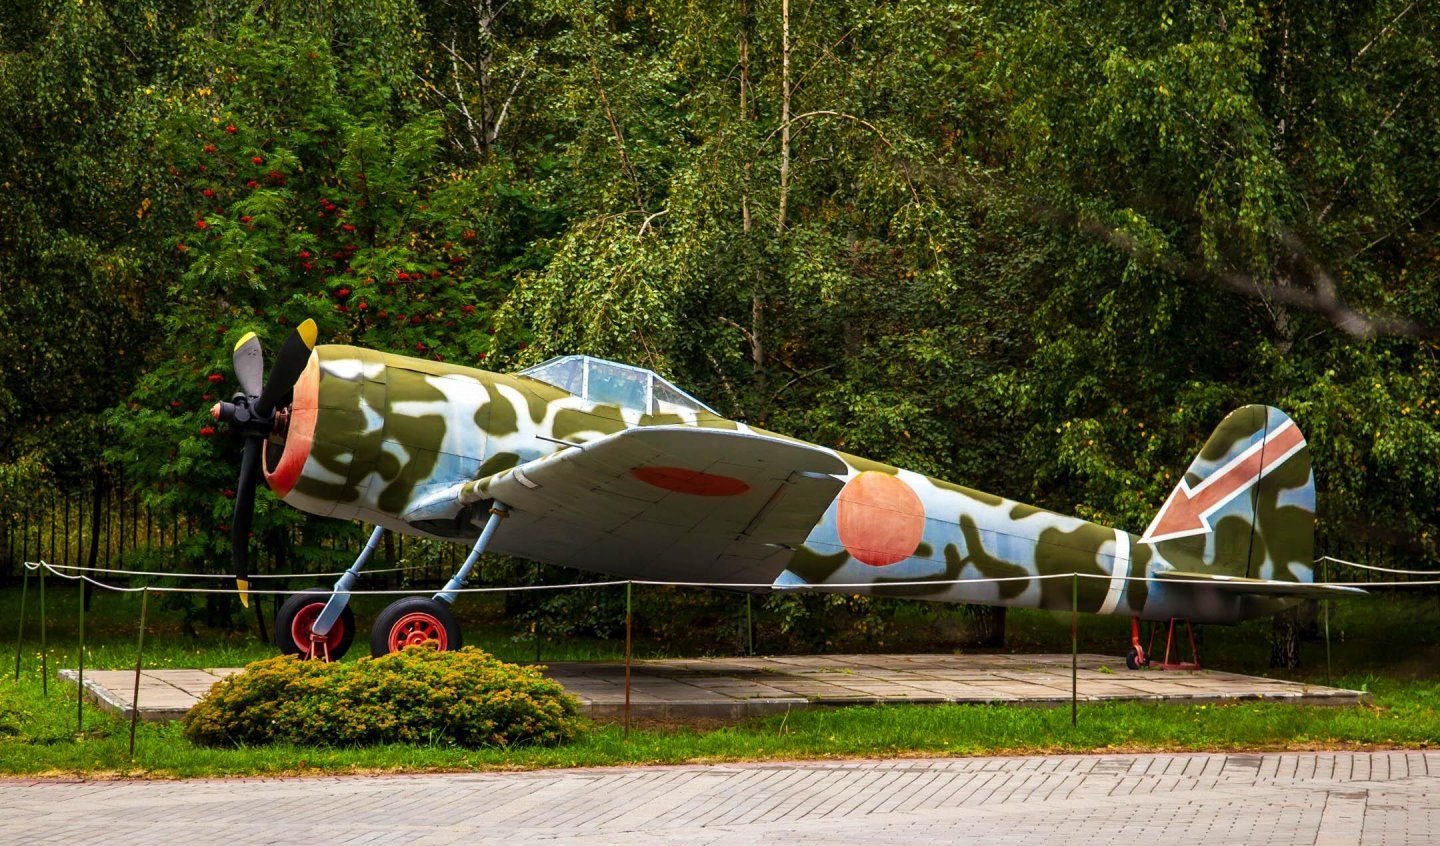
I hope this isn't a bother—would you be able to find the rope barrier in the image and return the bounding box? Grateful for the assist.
[24,563,631,595]
[1315,555,1440,576]
[31,553,1436,588]
[37,561,432,580]
[20,559,1440,595]
[19,553,1427,582]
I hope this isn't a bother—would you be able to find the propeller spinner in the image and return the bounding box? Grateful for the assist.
[211,319,318,606]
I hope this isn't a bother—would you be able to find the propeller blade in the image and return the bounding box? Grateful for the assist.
[254,318,317,418]
[231,435,262,608]
[232,331,265,398]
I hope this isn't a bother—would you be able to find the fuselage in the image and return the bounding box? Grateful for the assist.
[265,345,1292,624]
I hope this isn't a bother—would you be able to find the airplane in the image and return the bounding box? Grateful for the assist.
[212,319,1364,666]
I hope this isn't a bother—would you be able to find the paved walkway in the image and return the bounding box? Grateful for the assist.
[62,653,1366,722]
[3,751,1435,844]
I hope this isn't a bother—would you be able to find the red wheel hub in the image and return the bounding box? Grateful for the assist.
[291,602,345,659]
[388,612,448,653]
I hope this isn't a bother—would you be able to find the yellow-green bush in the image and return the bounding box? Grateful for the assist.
[182,647,584,749]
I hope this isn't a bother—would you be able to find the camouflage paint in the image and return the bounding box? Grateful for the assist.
[263,347,1316,625]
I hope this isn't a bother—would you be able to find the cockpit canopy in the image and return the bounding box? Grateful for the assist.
[519,355,718,416]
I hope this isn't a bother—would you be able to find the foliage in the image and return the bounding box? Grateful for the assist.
[101,9,535,582]
[181,646,584,748]
[4,0,1440,644]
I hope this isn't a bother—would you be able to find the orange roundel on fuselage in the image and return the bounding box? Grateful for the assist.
[632,466,751,496]
[836,471,925,566]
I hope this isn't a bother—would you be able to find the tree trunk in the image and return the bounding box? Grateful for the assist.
[776,0,791,236]
[739,0,766,420]
[1298,598,1321,640]
[738,0,752,236]
[1270,605,1302,669]
[965,605,1006,648]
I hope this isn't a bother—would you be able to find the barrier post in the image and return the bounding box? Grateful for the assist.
[533,620,540,664]
[1323,558,1333,683]
[1071,572,1078,727]
[39,566,47,695]
[624,581,633,738]
[12,565,28,681]
[77,579,85,735]
[129,588,149,760]
[746,593,754,657]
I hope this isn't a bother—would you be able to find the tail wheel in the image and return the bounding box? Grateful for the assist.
[371,596,462,657]
[275,587,354,660]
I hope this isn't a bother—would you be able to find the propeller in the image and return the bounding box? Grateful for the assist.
[211,319,318,606]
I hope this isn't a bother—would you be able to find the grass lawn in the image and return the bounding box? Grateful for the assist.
[1,581,1438,778]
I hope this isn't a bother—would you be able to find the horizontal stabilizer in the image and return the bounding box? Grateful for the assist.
[1154,570,1365,598]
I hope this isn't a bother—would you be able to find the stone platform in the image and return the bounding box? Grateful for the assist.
[61,653,1366,723]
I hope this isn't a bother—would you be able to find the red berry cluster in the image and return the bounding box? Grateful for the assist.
[178,119,503,372]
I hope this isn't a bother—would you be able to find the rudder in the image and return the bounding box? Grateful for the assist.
[1141,405,1315,582]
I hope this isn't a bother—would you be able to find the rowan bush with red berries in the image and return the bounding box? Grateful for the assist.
[107,26,546,589]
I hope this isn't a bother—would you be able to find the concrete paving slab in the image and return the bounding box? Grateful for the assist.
[60,653,1368,723]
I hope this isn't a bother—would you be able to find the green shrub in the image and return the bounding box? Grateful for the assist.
[182,647,584,749]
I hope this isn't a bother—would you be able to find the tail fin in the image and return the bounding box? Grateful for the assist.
[1141,405,1315,582]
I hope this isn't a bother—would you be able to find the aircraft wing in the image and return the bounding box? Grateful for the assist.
[1154,570,1366,598]
[406,426,849,584]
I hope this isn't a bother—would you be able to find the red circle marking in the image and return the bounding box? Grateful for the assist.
[836,471,926,567]
[290,602,346,658]
[388,612,449,652]
[631,466,751,496]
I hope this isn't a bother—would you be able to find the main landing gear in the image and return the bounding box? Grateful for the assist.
[1124,617,1201,671]
[276,587,356,660]
[275,504,509,661]
[370,596,462,655]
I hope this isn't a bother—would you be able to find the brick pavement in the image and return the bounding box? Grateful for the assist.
[3,751,1434,845]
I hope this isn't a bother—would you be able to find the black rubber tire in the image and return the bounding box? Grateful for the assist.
[275,587,355,660]
[1125,646,1146,670]
[370,596,463,657]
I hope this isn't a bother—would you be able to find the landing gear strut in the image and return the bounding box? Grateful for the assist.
[275,525,384,661]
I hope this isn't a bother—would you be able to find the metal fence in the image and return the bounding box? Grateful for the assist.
[0,479,185,579]
[0,476,469,586]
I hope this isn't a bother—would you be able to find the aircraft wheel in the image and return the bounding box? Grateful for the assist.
[276,588,354,660]
[371,597,462,657]
[1125,646,1147,670]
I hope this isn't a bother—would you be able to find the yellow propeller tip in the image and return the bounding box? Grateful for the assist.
[236,578,251,608]
[297,319,318,349]
[233,331,258,352]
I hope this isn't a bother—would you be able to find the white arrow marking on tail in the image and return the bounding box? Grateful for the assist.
[1140,419,1306,544]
